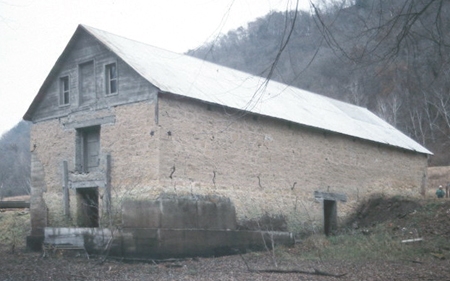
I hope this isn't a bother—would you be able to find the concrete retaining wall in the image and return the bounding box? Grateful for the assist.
[122,195,237,230]
[44,227,294,259]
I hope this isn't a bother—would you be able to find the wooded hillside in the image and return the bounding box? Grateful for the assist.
[0,121,30,197]
[188,0,450,166]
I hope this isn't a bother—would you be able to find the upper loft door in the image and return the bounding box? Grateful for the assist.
[79,60,95,105]
[77,126,100,173]
[84,127,100,172]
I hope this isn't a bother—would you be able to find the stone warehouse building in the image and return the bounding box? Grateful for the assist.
[24,25,431,254]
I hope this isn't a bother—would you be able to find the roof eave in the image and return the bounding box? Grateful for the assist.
[23,25,86,121]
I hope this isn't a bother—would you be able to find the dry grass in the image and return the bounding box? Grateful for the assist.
[428,166,450,191]
[0,209,30,250]
[0,197,449,280]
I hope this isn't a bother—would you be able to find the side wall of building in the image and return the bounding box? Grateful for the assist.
[155,95,428,232]
[30,91,428,233]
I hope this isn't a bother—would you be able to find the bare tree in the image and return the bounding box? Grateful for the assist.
[311,0,450,63]
[190,0,450,162]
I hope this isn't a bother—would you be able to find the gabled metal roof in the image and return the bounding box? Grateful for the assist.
[27,24,433,155]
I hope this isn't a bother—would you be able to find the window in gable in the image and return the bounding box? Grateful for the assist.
[105,63,117,95]
[60,76,70,105]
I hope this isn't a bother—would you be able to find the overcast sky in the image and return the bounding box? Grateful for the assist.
[0,0,312,136]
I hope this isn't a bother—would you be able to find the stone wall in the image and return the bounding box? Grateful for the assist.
[30,100,159,228]
[30,93,428,234]
[154,95,428,232]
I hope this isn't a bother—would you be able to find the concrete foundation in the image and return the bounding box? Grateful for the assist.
[43,227,294,259]
[39,195,293,258]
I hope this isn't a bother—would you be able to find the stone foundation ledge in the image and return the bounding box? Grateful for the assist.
[41,227,294,259]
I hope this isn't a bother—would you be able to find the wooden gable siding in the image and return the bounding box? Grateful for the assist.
[79,60,96,106]
[29,30,159,123]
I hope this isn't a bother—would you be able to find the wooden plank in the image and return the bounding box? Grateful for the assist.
[0,201,30,208]
[105,154,112,215]
[72,180,105,189]
[63,115,116,129]
[314,191,347,202]
[62,161,70,217]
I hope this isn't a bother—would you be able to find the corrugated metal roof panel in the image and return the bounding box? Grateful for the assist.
[82,25,432,155]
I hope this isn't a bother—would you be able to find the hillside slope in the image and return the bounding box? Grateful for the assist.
[345,196,450,242]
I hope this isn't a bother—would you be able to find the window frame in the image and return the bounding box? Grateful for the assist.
[76,126,101,173]
[105,62,118,96]
[59,76,70,106]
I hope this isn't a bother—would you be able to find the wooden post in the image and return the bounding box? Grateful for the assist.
[105,154,112,217]
[62,161,70,218]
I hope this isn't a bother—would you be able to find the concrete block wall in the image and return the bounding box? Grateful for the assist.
[121,195,237,230]
[43,227,294,259]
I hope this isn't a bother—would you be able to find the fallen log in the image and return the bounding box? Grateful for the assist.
[239,253,346,277]
[248,268,347,277]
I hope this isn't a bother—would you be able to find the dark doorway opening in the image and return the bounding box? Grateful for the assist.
[77,187,99,227]
[323,199,337,236]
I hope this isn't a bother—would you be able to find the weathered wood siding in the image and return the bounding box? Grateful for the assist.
[29,31,157,123]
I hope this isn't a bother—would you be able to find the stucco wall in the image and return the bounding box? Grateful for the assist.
[30,94,428,233]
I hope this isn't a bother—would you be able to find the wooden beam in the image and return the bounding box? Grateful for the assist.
[105,154,112,215]
[314,191,347,202]
[62,161,70,217]
[0,201,30,208]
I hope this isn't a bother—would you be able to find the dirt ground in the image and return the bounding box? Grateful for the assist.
[0,244,449,281]
[1,196,450,281]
